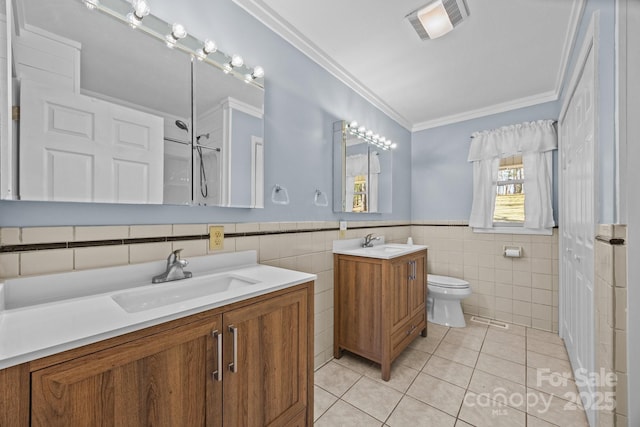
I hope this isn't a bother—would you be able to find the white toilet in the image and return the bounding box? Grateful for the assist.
[427,274,472,328]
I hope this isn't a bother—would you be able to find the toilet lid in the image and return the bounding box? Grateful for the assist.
[427,274,470,289]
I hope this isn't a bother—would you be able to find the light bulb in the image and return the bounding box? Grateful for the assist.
[365,130,373,137]
[357,126,366,133]
[132,0,150,18]
[171,23,187,39]
[252,66,264,79]
[390,143,397,149]
[384,139,391,146]
[231,54,244,68]
[203,39,217,55]
[349,121,358,128]
[84,0,99,9]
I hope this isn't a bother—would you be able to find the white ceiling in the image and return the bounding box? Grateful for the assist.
[233,0,583,130]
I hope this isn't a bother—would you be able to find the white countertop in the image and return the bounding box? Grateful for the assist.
[0,251,315,369]
[333,238,428,259]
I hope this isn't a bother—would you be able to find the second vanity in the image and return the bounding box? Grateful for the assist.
[0,251,315,426]
[333,238,428,381]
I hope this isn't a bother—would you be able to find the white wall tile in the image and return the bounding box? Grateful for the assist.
[75,246,129,270]
[75,226,129,241]
[22,227,73,244]
[21,249,74,276]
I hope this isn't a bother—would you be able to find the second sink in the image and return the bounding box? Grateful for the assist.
[112,274,260,313]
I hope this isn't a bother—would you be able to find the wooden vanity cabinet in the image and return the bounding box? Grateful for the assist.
[2,282,313,427]
[334,250,427,381]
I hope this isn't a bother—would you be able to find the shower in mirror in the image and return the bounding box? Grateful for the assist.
[173,120,219,202]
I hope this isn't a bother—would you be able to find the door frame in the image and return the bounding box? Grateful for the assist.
[558,10,599,426]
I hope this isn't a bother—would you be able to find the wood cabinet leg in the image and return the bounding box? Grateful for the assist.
[421,327,427,337]
[381,362,391,381]
[333,346,343,359]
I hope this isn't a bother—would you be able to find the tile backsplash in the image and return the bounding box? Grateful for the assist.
[1,220,562,369]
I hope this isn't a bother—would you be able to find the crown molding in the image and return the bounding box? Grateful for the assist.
[411,90,559,132]
[234,0,585,133]
[232,0,413,130]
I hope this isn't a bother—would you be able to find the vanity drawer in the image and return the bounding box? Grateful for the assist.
[391,312,425,355]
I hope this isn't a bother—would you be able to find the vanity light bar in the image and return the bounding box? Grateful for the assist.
[81,0,264,88]
[347,121,397,150]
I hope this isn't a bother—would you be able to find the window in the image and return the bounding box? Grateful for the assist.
[494,156,524,224]
[468,120,557,234]
[352,175,368,212]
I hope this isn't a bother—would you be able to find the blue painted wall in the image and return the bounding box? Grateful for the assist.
[0,0,411,226]
[411,0,617,225]
[411,101,560,222]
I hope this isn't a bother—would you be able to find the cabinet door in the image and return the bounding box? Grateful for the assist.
[409,254,427,317]
[31,316,222,427]
[223,288,308,427]
[390,258,411,331]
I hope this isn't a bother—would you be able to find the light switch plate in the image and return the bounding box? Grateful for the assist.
[209,226,224,251]
[339,220,347,239]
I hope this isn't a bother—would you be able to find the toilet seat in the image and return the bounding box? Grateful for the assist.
[427,274,469,289]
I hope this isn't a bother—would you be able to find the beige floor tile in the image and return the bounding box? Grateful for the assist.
[527,351,574,378]
[314,386,338,422]
[481,339,526,364]
[386,396,456,427]
[392,347,431,371]
[454,420,474,427]
[527,367,581,404]
[527,414,559,427]
[443,328,485,351]
[426,322,450,339]
[527,328,564,346]
[314,361,362,396]
[467,370,526,411]
[423,355,474,388]
[476,353,526,385]
[456,320,489,337]
[333,352,375,375]
[501,323,527,336]
[407,373,465,416]
[315,399,382,427]
[434,341,479,368]
[526,389,588,426]
[365,364,420,393]
[459,391,526,427]
[527,337,569,360]
[409,334,442,354]
[485,328,526,347]
[343,377,404,422]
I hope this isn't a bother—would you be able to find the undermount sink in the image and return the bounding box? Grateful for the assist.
[112,274,260,313]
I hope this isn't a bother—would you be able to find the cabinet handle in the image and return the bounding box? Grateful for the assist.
[228,325,238,373]
[212,330,223,381]
[413,260,417,280]
[408,260,416,280]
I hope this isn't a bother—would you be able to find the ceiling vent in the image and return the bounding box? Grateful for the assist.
[406,0,470,40]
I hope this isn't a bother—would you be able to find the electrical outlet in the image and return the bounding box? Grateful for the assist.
[209,226,224,251]
[339,220,347,239]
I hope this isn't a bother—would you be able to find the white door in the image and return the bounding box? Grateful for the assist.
[19,80,164,203]
[559,15,597,427]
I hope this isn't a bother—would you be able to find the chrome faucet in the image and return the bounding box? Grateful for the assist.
[152,249,193,283]
[362,233,381,248]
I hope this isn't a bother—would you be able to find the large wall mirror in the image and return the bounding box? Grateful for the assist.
[333,120,393,213]
[1,0,264,207]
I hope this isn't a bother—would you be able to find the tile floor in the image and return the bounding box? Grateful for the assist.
[314,317,589,426]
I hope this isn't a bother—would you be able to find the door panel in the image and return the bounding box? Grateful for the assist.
[559,36,596,425]
[20,80,164,203]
